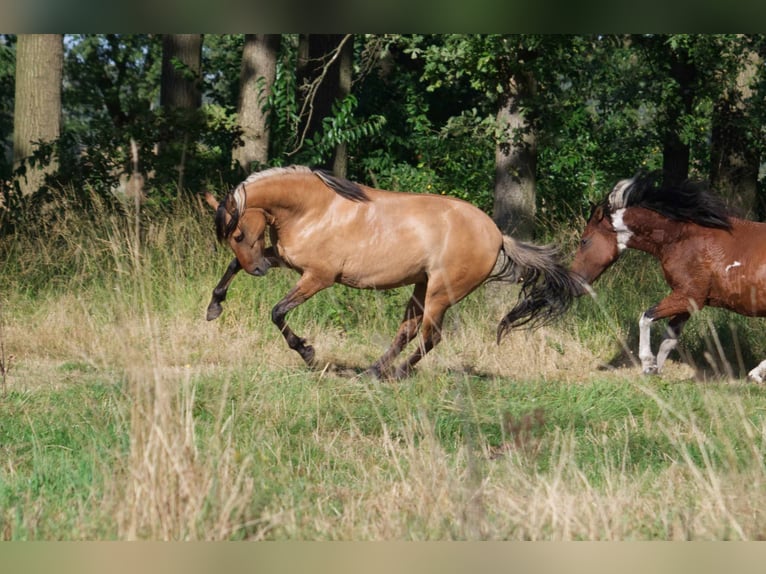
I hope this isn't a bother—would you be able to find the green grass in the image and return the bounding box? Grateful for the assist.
[3,190,766,539]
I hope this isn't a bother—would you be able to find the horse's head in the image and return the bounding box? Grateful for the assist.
[570,201,621,293]
[204,191,272,276]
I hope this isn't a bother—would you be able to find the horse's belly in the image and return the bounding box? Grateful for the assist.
[710,268,766,316]
[339,267,428,290]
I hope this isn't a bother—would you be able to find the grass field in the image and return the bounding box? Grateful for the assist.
[2,193,766,540]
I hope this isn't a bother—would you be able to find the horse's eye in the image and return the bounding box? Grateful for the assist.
[234,232,245,243]
[580,237,591,248]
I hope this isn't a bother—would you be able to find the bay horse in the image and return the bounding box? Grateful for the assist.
[204,165,580,379]
[571,171,766,381]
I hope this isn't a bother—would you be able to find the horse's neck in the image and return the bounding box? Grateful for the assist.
[622,207,686,259]
[244,176,325,222]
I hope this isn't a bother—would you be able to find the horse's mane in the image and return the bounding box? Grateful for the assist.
[215,166,369,242]
[605,171,732,230]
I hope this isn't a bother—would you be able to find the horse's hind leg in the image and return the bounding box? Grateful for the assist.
[271,273,330,366]
[640,294,700,375]
[656,313,689,373]
[392,291,452,380]
[748,360,766,383]
[367,283,426,378]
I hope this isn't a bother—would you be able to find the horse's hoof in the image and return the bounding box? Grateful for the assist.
[300,345,316,366]
[364,365,384,380]
[392,365,412,380]
[642,366,658,376]
[206,302,223,321]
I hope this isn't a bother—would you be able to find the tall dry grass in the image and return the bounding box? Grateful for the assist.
[3,185,766,539]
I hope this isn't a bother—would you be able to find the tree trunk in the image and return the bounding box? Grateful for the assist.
[13,34,63,196]
[661,55,695,187]
[233,34,280,175]
[296,34,348,172]
[160,34,203,193]
[331,37,353,178]
[160,34,202,110]
[710,49,761,218]
[493,73,537,240]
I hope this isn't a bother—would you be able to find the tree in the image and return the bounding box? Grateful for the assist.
[13,34,63,196]
[232,34,280,174]
[493,68,538,240]
[405,35,541,238]
[0,35,15,184]
[710,37,762,217]
[295,34,353,172]
[160,34,203,193]
[161,34,202,110]
[332,36,353,178]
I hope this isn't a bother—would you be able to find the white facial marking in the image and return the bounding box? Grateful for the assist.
[611,208,632,252]
[725,261,742,273]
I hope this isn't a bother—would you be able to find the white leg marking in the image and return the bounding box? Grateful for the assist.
[748,360,766,383]
[656,317,687,373]
[638,312,657,374]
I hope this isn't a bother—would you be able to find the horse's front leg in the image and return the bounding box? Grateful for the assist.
[271,272,330,367]
[207,258,241,320]
[207,248,284,321]
[637,310,657,374]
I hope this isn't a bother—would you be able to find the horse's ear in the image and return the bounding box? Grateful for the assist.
[203,191,219,211]
[593,204,605,222]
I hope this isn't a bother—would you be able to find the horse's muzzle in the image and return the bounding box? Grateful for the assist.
[248,260,271,276]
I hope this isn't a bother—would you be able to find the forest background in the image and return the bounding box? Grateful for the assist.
[2,34,766,236]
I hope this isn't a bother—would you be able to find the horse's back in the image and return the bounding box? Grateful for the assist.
[313,187,503,290]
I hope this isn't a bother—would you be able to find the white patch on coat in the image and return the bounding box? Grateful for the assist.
[725,261,742,273]
[611,208,632,252]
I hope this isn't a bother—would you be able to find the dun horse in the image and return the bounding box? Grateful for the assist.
[205,165,580,379]
[571,172,766,381]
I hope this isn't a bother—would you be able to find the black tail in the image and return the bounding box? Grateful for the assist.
[492,236,579,343]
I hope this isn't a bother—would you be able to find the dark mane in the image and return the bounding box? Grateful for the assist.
[214,196,238,243]
[313,169,370,202]
[214,166,368,243]
[608,171,732,230]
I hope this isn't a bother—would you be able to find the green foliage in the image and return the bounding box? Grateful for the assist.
[5,34,766,236]
[298,94,387,167]
[0,35,15,182]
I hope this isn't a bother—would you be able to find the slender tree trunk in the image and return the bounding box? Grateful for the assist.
[233,34,280,175]
[710,48,761,218]
[13,34,63,196]
[296,34,348,172]
[493,73,537,240]
[332,37,353,178]
[160,34,203,193]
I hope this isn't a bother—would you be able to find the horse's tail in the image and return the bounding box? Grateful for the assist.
[491,235,580,343]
